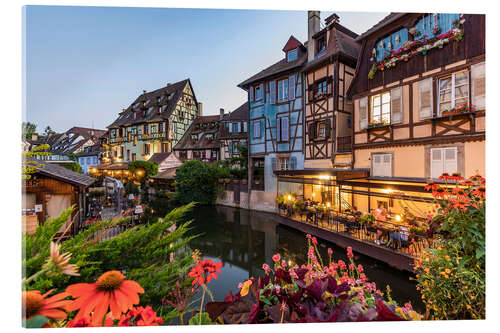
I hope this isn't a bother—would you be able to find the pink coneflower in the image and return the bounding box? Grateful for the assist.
[42,242,80,277]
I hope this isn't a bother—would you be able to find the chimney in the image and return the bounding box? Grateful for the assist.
[167,83,171,87]
[198,102,203,116]
[325,13,339,27]
[307,11,321,62]
[142,90,147,95]
[31,133,38,141]
[219,108,225,120]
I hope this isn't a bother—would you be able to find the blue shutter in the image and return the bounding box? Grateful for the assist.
[276,117,281,142]
[289,75,296,100]
[249,86,254,101]
[271,157,277,171]
[270,81,276,104]
[290,156,297,170]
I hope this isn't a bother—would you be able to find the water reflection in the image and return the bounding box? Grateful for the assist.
[182,205,424,313]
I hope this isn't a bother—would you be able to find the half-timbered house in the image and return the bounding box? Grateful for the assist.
[218,102,249,161]
[238,36,307,211]
[106,79,200,164]
[303,12,359,169]
[344,12,485,216]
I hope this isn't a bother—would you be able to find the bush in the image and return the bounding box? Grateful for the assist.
[414,173,485,319]
[23,204,198,309]
[61,162,81,174]
[175,160,221,205]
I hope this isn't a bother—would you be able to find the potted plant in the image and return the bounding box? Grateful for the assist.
[218,178,224,184]
[224,178,230,184]
[241,179,247,184]
[359,213,376,225]
[293,199,305,213]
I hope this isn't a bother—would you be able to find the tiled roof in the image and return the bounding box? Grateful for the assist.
[282,35,303,52]
[304,22,360,71]
[151,167,178,180]
[225,102,249,121]
[36,162,96,187]
[148,152,173,164]
[238,46,307,88]
[173,115,221,150]
[31,127,106,156]
[355,13,405,41]
[107,79,193,128]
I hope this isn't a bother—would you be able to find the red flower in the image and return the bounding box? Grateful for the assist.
[187,259,223,287]
[472,186,486,198]
[452,187,468,199]
[432,187,449,199]
[439,173,452,181]
[424,182,440,191]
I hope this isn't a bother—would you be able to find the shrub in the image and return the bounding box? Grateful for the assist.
[175,160,221,205]
[415,173,485,319]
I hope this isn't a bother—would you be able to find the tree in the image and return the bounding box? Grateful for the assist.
[61,161,82,174]
[44,126,56,136]
[22,122,37,140]
[22,144,51,179]
[175,160,220,205]
[128,161,158,182]
[23,203,197,312]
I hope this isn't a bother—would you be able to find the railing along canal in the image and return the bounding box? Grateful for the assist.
[278,206,436,258]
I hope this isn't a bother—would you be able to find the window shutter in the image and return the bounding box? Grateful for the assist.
[391,87,402,123]
[271,157,277,171]
[444,147,458,175]
[471,62,485,110]
[270,81,276,104]
[253,120,261,138]
[359,97,368,129]
[289,75,296,100]
[308,121,316,140]
[249,86,254,101]
[430,148,443,179]
[382,154,392,177]
[419,78,433,119]
[282,117,289,141]
[325,118,331,138]
[372,154,381,176]
[290,156,297,170]
[259,83,264,101]
[276,117,281,142]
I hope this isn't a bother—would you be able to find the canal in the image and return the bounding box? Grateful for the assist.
[181,205,424,313]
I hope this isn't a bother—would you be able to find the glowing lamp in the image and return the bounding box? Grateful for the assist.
[287,195,292,201]
[395,215,401,222]
[327,202,331,208]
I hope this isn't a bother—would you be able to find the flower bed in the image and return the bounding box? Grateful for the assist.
[368,28,464,79]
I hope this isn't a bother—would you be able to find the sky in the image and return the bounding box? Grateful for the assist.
[24,6,388,133]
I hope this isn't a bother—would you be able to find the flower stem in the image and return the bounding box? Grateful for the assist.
[179,312,184,325]
[199,284,206,325]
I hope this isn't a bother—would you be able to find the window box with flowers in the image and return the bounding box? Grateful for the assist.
[367,119,390,129]
[440,103,476,117]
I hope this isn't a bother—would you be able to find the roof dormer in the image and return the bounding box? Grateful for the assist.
[283,35,303,62]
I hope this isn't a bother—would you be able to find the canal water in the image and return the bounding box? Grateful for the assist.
[180,205,424,313]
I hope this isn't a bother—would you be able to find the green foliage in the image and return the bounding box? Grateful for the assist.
[24,315,48,328]
[415,179,485,319]
[228,144,248,179]
[188,312,213,325]
[22,122,37,140]
[359,213,376,224]
[61,161,82,174]
[124,181,139,196]
[128,161,158,181]
[211,161,231,179]
[22,144,51,180]
[175,160,221,205]
[23,203,197,309]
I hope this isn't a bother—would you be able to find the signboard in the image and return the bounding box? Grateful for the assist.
[34,204,43,213]
[134,205,143,214]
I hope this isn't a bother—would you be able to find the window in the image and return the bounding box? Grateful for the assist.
[243,122,248,132]
[317,80,327,95]
[372,153,392,177]
[211,149,218,159]
[287,48,298,62]
[277,115,289,142]
[430,147,458,179]
[278,79,289,102]
[191,134,198,140]
[232,142,239,154]
[279,157,289,171]
[232,122,240,132]
[253,120,261,138]
[316,35,326,55]
[438,70,469,115]
[371,92,391,124]
[159,122,164,132]
[144,124,149,134]
[317,121,326,138]
[151,124,157,133]
[205,133,214,140]
[255,85,263,100]
[162,143,168,153]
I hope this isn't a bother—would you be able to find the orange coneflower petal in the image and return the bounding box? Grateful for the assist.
[66,283,95,297]
[109,292,122,318]
[44,291,70,303]
[112,288,133,313]
[43,300,73,310]
[91,294,110,326]
[118,286,140,305]
[41,289,55,298]
[65,293,93,312]
[39,308,68,320]
[121,280,145,294]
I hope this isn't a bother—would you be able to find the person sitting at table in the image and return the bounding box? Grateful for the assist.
[374,203,387,245]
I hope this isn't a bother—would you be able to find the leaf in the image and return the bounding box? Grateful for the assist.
[205,301,229,322]
[24,315,48,328]
[219,280,259,324]
[188,312,213,325]
[266,303,289,323]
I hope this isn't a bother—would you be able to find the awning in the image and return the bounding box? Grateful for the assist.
[274,168,369,180]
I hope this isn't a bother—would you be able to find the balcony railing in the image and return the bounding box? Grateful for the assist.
[336,136,352,152]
